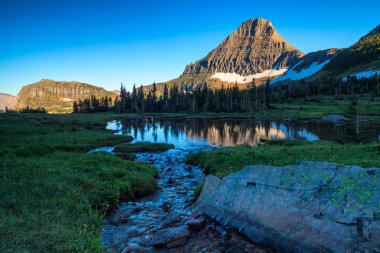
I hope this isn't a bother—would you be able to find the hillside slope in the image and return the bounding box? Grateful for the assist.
[16,79,117,113]
[0,93,17,111]
[273,49,341,83]
[322,24,380,76]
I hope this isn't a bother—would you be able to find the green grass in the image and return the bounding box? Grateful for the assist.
[186,140,380,178]
[267,96,380,119]
[0,113,157,253]
[114,142,175,153]
[193,182,204,202]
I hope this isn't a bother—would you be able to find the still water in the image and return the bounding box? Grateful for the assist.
[107,117,379,148]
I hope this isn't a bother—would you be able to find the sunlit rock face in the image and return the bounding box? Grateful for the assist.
[182,18,304,78]
[194,162,380,253]
[15,79,117,112]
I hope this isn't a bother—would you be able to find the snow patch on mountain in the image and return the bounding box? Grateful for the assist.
[343,70,380,81]
[272,60,330,83]
[211,69,287,84]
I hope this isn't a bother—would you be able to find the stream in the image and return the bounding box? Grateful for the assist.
[96,117,379,252]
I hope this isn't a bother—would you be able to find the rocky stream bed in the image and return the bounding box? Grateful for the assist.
[100,145,273,253]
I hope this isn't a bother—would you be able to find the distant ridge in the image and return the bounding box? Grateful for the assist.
[0,93,16,111]
[16,79,117,113]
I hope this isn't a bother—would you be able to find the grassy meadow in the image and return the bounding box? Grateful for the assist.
[186,140,380,178]
[0,95,379,252]
[0,113,157,253]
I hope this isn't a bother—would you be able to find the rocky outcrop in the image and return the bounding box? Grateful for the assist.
[182,18,304,78]
[16,79,117,112]
[194,161,380,253]
[0,92,16,111]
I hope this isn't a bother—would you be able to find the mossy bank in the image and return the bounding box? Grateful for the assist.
[186,140,380,178]
[0,113,158,253]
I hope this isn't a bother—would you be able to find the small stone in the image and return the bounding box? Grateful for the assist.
[121,243,149,253]
[177,190,188,195]
[161,202,172,212]
[109,214,129,225]
[131,206,144,214]
[185,218,205,230]
[184,173,194,178]
[159,214,182,229]
[112,235,128,252]
[151,225,190,248]
[166,177,175,185]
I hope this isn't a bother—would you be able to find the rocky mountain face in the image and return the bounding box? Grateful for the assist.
[182,18,304,78]
[16,79,116,113]
[195,161,380,253]
[144,18,305,94]
[272,48,341,83]
[146,20,380,93]
[0,93,16,111]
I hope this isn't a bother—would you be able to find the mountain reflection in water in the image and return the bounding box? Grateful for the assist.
[106,117,352,148]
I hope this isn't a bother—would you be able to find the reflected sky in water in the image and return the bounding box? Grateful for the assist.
[106,118,348,148]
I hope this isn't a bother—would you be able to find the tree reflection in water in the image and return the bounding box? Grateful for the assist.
[106,117,378,148]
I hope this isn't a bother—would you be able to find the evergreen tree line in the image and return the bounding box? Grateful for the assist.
[72,74,380,114]
[273,74,380,101]
[73,95,113,113]
[2,106,47,113]
[114,80,272,114]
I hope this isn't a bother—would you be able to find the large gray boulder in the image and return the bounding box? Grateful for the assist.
[194,161,380,253]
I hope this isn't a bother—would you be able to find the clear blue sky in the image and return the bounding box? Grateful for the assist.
[0,0,379,95]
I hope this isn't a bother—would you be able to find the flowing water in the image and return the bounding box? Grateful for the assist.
[98,117,379,253]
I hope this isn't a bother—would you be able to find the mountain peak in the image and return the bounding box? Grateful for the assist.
[240,17,273,27]
[182,18,303,78]
[232,18,274,37]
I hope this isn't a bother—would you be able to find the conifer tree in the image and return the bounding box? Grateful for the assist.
[163,84,169,111]
[131,84,137,113]
[138,85,145,113]
[73,101,79,113]
[265,78,271,109]
[249,79,257,112]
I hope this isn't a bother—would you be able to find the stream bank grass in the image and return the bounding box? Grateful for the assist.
[115,142,175,153]
[185,140,380,178]
[0,113,157,253]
